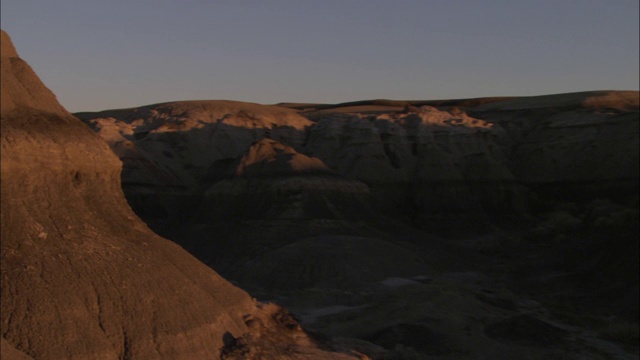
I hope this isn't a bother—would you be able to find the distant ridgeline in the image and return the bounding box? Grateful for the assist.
[76,91,639,232]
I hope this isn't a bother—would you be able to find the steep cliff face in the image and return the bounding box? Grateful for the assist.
[0,30,356,360]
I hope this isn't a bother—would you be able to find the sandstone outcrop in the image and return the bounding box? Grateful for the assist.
[0,30,357,360]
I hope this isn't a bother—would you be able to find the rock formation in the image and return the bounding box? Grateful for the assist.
[77,87,639,358]
[0,30,358,359]
[82,91,639,232]
[300,106,524,229]
[76,100,312,187]
[234,138,331,177]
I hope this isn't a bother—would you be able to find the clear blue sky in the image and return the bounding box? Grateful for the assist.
[2,0,638,112]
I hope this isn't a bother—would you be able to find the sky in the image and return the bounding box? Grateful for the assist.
[1,0,639,112]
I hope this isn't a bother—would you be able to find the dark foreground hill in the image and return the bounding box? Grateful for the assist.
[0,30,360,360]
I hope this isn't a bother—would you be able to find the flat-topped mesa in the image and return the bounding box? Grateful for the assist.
[1,30,356,360]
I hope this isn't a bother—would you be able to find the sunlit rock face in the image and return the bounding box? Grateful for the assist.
[1,28,253,360]
[0,30,357,360]
[235,138,331,177]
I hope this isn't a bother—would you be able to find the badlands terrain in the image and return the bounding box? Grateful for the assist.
[76,94,639,359]
[2,28,639,359]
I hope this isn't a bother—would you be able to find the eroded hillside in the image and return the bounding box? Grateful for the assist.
[0,30,360,360]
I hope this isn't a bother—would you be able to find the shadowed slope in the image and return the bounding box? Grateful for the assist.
[0,30,356,360]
